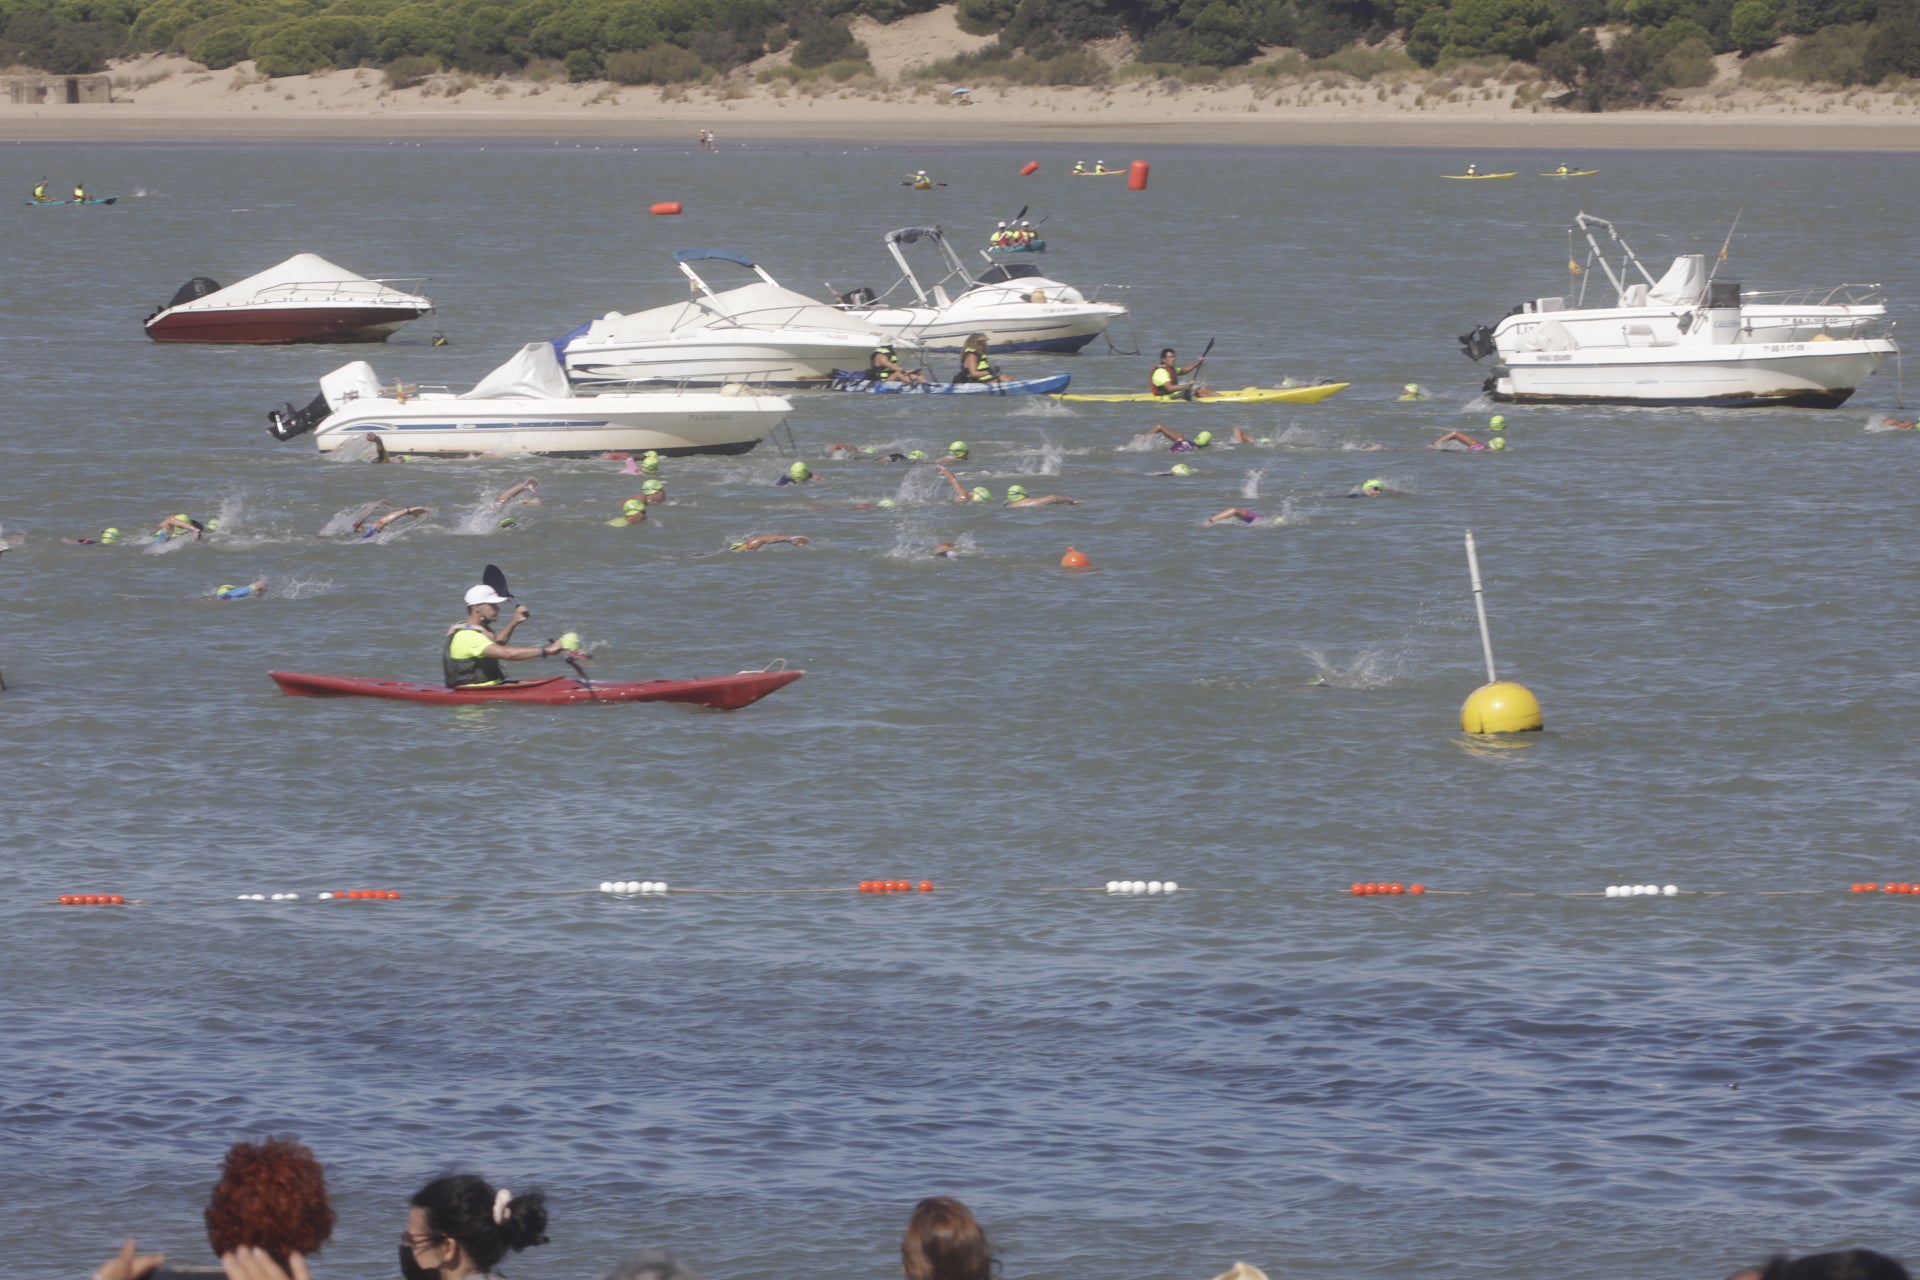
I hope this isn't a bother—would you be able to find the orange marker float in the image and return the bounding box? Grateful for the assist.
[1061,546,1090,570]
[1127,160,1149,191]
[650,201,683,215]
[1020,161,1039,176]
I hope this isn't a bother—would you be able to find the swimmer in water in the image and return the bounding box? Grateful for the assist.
[355,505,429,538]
[154,513,205,542]
[1202,508,1281,526]
[214,577,268,600]
[932,540,961,558]
[1146,424,1213,453]
[935,465,993,503]
[1430,430,1489,452]
[492,478,540,510]
[1230,427,1259,444]
[1349,478,1389,497]
[1398,383,1428,401]
[729,534,811,552]
[607,496,651,527]
[939,441,970,465]
[1153,462,1198,477]
[875,449,927,464]
[1004,484,1080,507]
[825,442,860,460]
[775,461,814,486]
[65,527,121,546]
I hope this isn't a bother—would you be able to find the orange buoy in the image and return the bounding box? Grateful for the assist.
[650,201,683,216]
[1127,160,1149,191]
[1061,546,1091,570]
[1020,161,1039,176]
[919,880,934,892]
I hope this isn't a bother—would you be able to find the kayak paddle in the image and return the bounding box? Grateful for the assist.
[482,563,512,599]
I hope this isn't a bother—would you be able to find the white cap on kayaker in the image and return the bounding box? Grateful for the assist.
[465,584,509,605]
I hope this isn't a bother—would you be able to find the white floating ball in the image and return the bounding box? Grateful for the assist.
[599,881,614,894]
[656,882,669,894]
[1105,880,1120,893]
[1164,881,1179,893]
[1130,880,1147,894]
[1604,886,1620,898]
[1147,881,1164,894]
[1642,884,1659,896]
[319,892,334,900]
[1662,884,1678,896]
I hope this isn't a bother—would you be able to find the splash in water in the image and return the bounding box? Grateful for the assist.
[1241,468,1264,500]
[1302,595,1475,687]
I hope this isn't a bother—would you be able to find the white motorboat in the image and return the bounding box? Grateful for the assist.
[831,226,1127,354]
[1459,213,1896,408]
[266,342,789,457]
[559,250,912,387]
[145,253,432,344]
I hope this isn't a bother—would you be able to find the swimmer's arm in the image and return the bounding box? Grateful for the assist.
[935,465,968,502]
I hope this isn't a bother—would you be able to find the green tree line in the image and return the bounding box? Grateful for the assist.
[5,0,1920,101]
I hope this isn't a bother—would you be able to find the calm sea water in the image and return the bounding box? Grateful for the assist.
[4,139,1920,1280]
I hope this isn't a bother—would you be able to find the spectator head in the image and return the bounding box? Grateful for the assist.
[1744,1252,1911,1280]
[203,1137,334,1267]
[599,1250,703,1280]
[901,1196,994,1280]
[408,1174,549,1277]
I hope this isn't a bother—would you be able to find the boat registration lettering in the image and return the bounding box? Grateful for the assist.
[689,413,731,421]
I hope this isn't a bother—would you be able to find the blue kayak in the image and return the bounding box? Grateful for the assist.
[828,372,1070,395]
[986,240,1046,254]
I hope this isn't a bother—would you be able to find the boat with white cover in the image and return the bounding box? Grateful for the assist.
[831,226,1127,353]
[145,253,433,344]
[559,250,913,387]
[1458,213,1896,408]
[267,342,789,457]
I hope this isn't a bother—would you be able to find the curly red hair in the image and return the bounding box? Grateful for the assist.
[203,1137,334,1266]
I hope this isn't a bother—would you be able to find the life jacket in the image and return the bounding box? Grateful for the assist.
[72,188,84,201]
[1151,365,1177,395]
[444,623,505,688]
[32,183,45,199]
[869,347,894,380]
[957,351,994,383]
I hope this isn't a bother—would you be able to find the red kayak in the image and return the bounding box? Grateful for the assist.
[269,669,803,709]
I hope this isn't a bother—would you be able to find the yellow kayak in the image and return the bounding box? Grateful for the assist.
[1052,382,1348,405]
[1540,170,1599,177]
[1444,172,1517,180]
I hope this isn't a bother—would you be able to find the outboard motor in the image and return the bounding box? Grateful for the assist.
[165,276,221,308]
[1459,325,1496,362]
[267,392,330,441]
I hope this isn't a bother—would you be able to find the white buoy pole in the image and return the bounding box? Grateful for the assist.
[1465,529,1498,684]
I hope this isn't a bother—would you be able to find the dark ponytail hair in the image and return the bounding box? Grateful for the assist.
[411,1175,549,1273]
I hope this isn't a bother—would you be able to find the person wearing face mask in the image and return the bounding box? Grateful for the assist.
[400,1174,548,1280]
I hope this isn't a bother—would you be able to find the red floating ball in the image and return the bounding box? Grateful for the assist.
[1409,884,1426,895]
[919,880,934,893]
[1390,883,1404,895]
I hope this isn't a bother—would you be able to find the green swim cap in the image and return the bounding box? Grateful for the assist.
[622,499,646,514]
[788,461,811,479]
[218,585,235,595]
[173,513,189,522]
[1490,437,1506,450]
[907,449,927,461]
[877,498,896,508]
[101,528,119,542]
[641,479,665,493]
[1007,485,1028,501]
[1170,463,1193,476]
[969,486,991,502]
[640,455,660,472]
[205,518,220,532]
[498,517,518,528]
[1489,415,1506,430]
[949,441,968,456]
[1194,431,1213,447]
[1363,478,1385,492]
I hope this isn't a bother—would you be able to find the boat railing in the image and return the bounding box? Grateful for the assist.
[1739,282,1884,309]
[249,277,432,305]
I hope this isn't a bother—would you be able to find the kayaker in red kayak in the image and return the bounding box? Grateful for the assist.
[444,583,577,688]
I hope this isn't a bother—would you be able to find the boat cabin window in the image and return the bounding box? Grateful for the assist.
[974,263,1044,286]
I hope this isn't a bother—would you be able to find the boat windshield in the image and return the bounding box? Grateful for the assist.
[974,263,1045,286]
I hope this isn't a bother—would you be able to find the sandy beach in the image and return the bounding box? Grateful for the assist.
[7,6,1920,147]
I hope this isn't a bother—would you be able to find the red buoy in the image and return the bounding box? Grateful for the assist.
[1019,161,1039,176]
[651,201,683,216]
[1127,160,1149,191]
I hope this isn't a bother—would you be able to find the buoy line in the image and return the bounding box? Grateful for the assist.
[38,882,1920,907]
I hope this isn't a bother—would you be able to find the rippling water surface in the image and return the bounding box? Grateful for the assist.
[4,139,1920,1280]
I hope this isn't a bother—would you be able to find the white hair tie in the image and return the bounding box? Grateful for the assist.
[493,1189,513,1224]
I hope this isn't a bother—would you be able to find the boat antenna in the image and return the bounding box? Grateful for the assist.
[1707,208,1743,283]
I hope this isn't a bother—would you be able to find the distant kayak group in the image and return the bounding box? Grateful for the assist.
[1445,163,1599,180]
[24,178,116,206]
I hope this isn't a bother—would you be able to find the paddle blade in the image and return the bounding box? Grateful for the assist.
[482,563,512,598]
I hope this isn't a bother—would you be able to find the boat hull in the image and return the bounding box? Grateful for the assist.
[271,669,804,708]
[849,306,1121,354]
[1054,382,1349,405]
[147,306,427,344]
[1490,340,1893,407]
[309,391,789,457]
[563,333,886,387]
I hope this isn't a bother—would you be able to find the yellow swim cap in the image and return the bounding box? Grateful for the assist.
[969,486,990,502]
[1194,431,1213,447]
[623,499,645,514]
[1170,463,1193,476]
[788,461,811,479]
[1490,437,1507,450]
[101,528,119,542]
[949,441,968,456]
[218,585,236,595]
[1007,485,1028,501]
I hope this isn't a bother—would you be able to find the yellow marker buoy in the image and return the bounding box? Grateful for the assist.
[1461,681,1542,733]
[1460,529,1542,733]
